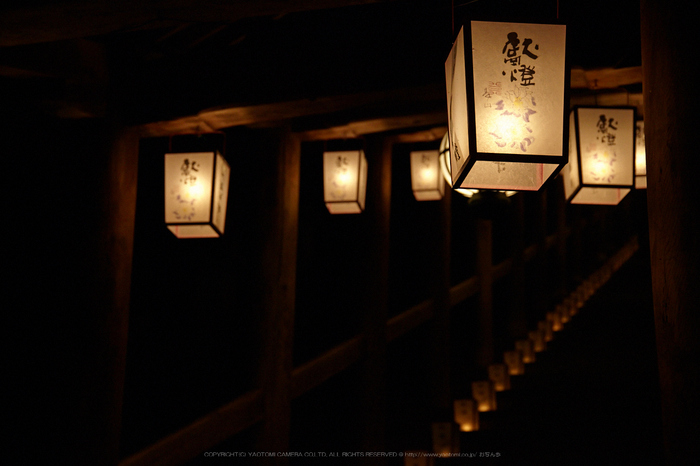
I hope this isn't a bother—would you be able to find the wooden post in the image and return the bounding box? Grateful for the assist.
[641,2,700,464]
[256,129,301,461]
[508,194,529,341]
[476,217,494,369]
[555,178,568,300]
[359,135,392,462]
[428,185,452,414]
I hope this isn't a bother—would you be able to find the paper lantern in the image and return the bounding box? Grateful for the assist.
[529,329,547,352]
[547,310,563,332]
[323,150,368,214]
[488,363,511,391]
[454,399,480,432]
[515,339,536,363]
[635,120,647,189]
[431,422,459,456]
[164,151,230,238]
[563,106,636,204]
[503,350,525,375]
[410,150,444,200]
[445,20,568,191]
[538,320,554,342]
[471,380,497,412]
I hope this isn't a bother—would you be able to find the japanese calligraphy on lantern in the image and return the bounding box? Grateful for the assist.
[577,107,635,186]
[471,21,567,156]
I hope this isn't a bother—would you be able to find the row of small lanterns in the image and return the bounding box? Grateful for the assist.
[162,19,647,238]
[408,237,639,463]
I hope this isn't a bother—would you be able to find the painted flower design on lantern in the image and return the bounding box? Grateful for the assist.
[495,87,537,122]
[171,188,197,220]
[489,86,536,152]
[588,144,617,183]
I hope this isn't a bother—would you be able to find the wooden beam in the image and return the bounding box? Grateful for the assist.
[139,84,444,137]
[570,66,643,89]
[299,111,447,140]
[1,0,401,47]
[119,390,264,466]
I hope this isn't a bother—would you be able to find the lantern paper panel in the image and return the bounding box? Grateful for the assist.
[563,107,635,205]
[454,399,479,432]
[471,380,497,412]
[165,151,230,238]
[445,21,568,191]
[635,120,647,189]
[488,363,511,391]
[323,150,368,214]
[432,422,459,456]
[410,150,444,201]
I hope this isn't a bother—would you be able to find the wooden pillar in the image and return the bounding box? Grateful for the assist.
[555,178,568,299]
[428,185,452,413]
[256,129,301,461]
[641,2,700,464]
[359,135,392,462]
[508,194,529,341]
[475,217,494,369]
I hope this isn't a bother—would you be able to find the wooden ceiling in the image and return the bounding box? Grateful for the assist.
[1,0,643,134]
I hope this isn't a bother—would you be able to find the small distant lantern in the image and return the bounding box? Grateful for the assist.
[503,350,525,375]
[488,363,511,391]
[410,150,444,200]
[515,339,536,363]
[563,106,636,204]
[431,422,459,457]
[445,21,569,191]
[165,151,230,238]
[323,150,368,214]
[454,399,480,432]
[635,121,647,189]
[547,310,563,332]
[529,329,547,352]
[471,380,497,412]
[538,320,554,342]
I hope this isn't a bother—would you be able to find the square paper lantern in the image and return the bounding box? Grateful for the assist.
[454,399,480,432]
[471,380,497,412]
[488,363,511,391]
[410,150,444,200]
[563,107,636,204]
[323,150,368,214]
[165,151,230,238]
[431,422,459,456]
[503,350,525,375]
[445,20,568,191]
[635,121,647,189]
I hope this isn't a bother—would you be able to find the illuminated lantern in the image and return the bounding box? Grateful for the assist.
[488,363,511,391]
[471,380,497,412]
[323,150,368,214]
[503,350,525,375]
[538,320,554,342]
[410,150,444,200]
[454,399,479,432]
[563,106,636,204]
[515,339,536,363]
[547,310,563,331]
[635,121,647,189]
[431,422,459,456]
[445,21,568,191]
[165,151,230,238]
[529,329,547,352]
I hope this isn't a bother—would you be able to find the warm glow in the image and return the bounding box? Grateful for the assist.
[164,151,229,238]
[432,423,457,456]
[454,399,479,432]
[472,381,497,412]
[504,350,525,375]
[323,150,367,214]
[488,363,511,391]
[516,339,536,363]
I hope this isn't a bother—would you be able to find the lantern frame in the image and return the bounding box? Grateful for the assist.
[164,150,230,239]
[323,150,368,214]
[564,106,636,205]
[410,150,444,201]
[445,20,570,192]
